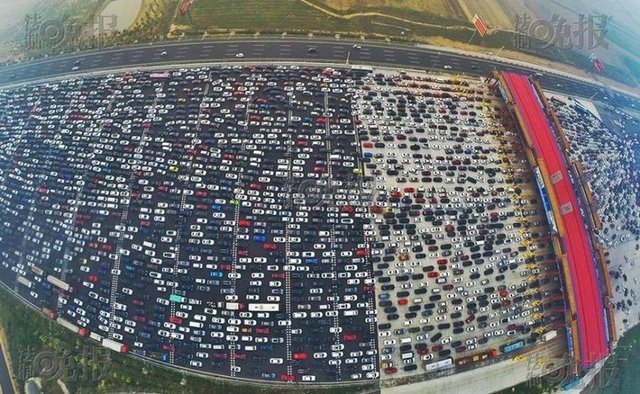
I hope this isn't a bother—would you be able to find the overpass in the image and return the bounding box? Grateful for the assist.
[488,71,611,371]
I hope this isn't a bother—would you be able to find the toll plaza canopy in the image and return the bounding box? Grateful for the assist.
[500,72,608,368]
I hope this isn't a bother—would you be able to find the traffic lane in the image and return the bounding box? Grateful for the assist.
[0,40,629,106]
[0,345,15,394]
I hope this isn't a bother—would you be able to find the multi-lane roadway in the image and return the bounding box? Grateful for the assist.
[0,39,635,108]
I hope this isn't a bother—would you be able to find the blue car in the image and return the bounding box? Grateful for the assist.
[253,234,267,243]
[210,271,224,278]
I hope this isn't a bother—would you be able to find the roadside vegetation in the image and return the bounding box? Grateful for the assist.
[11,0,636,88]
[0,286,374,393]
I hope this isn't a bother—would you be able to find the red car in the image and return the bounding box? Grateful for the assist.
[133,315,146,323]
[256,327,270,335]
[271,272,285,279]
[280,374,296,382]
[363,142,373,148]
[397,299,408,305]
[238,250,249,257]
[169,316,182,325]
[370,206,383,214]
[340,205,354,214]
[234,353,247,360]
[384,367,398,374]
[263,243,277,251]
[163,344,175,352]
[427,271,439,278]
[87,275,98,283]
[238,220,252,227]
[342,333,358,341]
[292,352,308,360]
[356,249,368,257]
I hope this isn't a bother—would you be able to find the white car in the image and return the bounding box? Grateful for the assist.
[235,52,244,58]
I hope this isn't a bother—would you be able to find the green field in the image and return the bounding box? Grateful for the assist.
[176,0,468,39]
[181,0,368,33]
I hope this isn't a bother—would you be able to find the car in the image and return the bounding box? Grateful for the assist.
[235,53,244,58]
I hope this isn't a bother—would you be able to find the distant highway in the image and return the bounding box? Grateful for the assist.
[0,39,635,108]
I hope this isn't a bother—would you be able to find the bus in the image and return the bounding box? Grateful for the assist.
[425,357,453,372]
[501,340,525,354]
[248,303,280,312]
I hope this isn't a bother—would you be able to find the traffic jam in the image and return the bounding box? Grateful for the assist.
[355,70,566,379]
[0,64,564,384]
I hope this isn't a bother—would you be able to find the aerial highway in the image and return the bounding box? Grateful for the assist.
[0,39,633,107]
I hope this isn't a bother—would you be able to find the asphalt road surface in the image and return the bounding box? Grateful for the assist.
[0,39,635,108]
[0,346,14,394]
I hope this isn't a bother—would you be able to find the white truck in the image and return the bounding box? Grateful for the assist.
[541,330,557,342]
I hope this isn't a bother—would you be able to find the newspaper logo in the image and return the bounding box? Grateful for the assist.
[18,345,112,383]
[22,12,119,51]
[513,13,608,50]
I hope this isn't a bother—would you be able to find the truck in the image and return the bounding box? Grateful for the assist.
[47,275,72,292]
[541,330,557,342]
[41,307,57,320]
[17,276,33,288]
[500,339,525,354]
[56,317,87,336]
[455,348,498,366]
[102,338,128,353]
